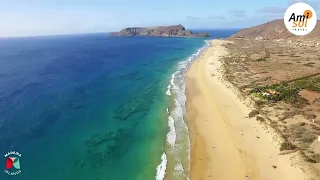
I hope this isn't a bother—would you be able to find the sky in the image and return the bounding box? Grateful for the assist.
[1,0,320,37]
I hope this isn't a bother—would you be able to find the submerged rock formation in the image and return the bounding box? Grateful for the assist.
[110,24,210,37]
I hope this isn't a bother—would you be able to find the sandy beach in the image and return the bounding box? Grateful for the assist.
[186,39,313,180]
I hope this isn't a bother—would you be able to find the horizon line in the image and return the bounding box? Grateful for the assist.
[0,28,241,39]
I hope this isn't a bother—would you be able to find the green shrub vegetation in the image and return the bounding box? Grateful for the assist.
[307,154,320,163]
[250,74,320,107]
[255,57,267,62]
[248,110,259,118]
[300,131,315,144]
[256,116,265,122]
[313,154,320,163]
[280,141,295,151]
[292,125,306,138]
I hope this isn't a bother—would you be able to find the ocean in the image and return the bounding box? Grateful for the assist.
[0,29,237,180]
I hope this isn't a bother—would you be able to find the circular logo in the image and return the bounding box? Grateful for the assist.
[284,2,317,36]
[4,151,22,176]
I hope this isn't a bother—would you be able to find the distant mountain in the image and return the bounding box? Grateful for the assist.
[110,24,210,38]
[230,19,320,39]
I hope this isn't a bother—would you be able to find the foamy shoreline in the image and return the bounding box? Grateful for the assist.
[156,41,209,180]
[186,39,313,180]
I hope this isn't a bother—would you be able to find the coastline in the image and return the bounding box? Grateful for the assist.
[186,39,313,180]
[159,41,210,180]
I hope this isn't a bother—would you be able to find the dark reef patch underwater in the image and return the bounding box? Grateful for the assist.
[0,29,237,180]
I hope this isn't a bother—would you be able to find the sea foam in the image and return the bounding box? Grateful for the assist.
[166,85,171,96]
[155,153,167,180]
[155,40,209,180]
[167,116,176,146]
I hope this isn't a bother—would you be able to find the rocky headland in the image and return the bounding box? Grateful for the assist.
[110,24,210,37]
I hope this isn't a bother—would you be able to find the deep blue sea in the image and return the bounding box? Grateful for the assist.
[0,29,237,180]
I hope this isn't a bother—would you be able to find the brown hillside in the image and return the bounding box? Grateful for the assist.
[230,19,320,40]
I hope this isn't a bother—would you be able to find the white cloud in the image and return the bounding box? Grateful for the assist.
[186,16,202,22]
[208,16,226,20]
[229,10,246,17]
[259,7,287,14]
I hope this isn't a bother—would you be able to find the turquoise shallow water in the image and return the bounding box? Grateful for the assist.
[0,30,238,180]
[0,34,206,180]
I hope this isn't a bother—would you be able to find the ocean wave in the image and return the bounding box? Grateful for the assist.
[155,153,167,180]
[166,74,175,96]
[156,40,209,180]
[167,116,176,146]
[170,74,175,86]
[166,84,171,96]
